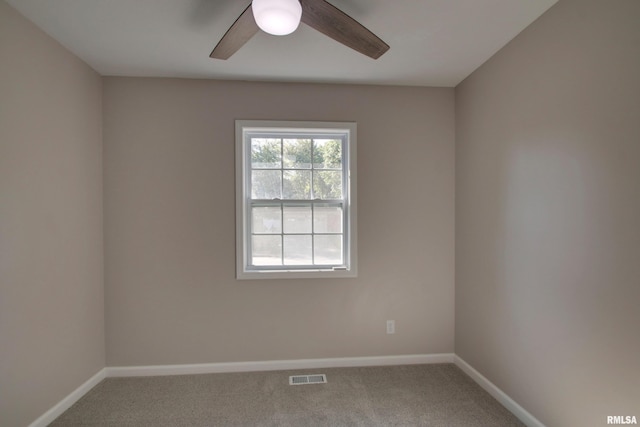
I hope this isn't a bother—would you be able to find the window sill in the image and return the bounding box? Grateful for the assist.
[237,268,357,280]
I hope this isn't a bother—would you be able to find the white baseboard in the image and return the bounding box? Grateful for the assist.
[106,353,455,377]
[29,368,107,427]
[454,356,545,427]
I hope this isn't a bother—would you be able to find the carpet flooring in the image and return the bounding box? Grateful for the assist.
[50,363,525,426]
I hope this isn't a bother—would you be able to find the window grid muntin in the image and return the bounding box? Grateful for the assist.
[246,131,348,271]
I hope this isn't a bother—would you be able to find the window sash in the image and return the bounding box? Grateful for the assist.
[245,132,349,271]
[247,200,347,270]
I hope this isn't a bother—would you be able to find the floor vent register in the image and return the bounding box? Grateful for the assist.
[289,374,328,385]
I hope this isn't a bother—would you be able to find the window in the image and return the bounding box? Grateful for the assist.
[236,120,357,279]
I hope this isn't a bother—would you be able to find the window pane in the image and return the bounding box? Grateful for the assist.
[252,170,281,199]
[284,235,312,265]
[251,138,281,169]
[283,139,312,169]
[313,171,342,199]
[283,170,311,199]
[314,235,343,265]
[313,139,342,169]
[283,205,312,233]
[252,206,282,234]
[252,235,282,266]
[314,206,343,233]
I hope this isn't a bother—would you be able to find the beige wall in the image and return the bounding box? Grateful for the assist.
[103,78,455,366]
[0,1,104,426]
[455,0,640,425]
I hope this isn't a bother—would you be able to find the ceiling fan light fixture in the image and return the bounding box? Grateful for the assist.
[252,0,302,36]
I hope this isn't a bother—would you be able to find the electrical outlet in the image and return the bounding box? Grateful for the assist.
[386,320,395,334]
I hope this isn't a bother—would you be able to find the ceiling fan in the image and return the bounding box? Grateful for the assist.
[210,0,390,60]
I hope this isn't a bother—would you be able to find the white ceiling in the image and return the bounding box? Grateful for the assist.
[7,0,558,87]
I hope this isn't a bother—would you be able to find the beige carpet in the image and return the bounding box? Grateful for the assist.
[50,364,525,426]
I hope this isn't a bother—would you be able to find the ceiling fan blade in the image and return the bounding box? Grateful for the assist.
[300,0,389,59]
[210,4,259,60]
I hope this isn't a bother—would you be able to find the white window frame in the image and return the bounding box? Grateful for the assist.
[235,120,357,280]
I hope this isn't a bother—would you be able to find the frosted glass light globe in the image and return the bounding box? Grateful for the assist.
[252,0,302,36]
